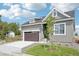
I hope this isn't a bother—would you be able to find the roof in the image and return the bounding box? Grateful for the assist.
[22,17,45,26]
[22,17,74,26]
[42,7,73,22]
[65,10,75,17]
[22,22,46,26]
[22,7,74,26]
[22,21,29,25]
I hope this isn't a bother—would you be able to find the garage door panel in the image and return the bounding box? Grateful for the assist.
[24,32,39,41]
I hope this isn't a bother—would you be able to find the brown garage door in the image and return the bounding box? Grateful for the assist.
[24,32,39,41]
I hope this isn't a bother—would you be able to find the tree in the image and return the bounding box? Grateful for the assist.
[0,18,21,40]
[0,22,8,40]
[75,33,78,36]
[43,15,55,50]
[0,15,21,40]
[45,15,55,42]
[0,30,6,40]
[8,23,20,35]
[0,15,2,22]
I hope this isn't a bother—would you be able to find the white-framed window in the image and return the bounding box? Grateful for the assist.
[54,23,66,35]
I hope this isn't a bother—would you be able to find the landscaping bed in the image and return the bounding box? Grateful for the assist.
[5,35,21,43]
[23,44,79,56]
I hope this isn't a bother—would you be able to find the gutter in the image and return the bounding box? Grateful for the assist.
[21,22,46,26]
[21,17,74,27]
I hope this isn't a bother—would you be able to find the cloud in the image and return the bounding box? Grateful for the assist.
[0,4,21,19]
[0,3,36,19]
[9,4,21,16]
[0,3,47,20]
[75,25,79,29]
[0,9,8,16]
[0,9,14,19]
[22,10,36,18]
[51,3,79,12]
[3,3,12,7]
[23,3,47,11]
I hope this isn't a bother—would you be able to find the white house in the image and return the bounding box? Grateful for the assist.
[6,31,15,38]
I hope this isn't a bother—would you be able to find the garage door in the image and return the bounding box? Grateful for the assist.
[24,32,39,41]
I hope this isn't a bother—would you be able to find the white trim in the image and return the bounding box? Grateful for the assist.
[53,22,66,35]
[54,7,71,17]
[42,8,53,22]
[22,30,40,41]
[55,17,74,22]
[23,31,24,41]
[22,22,46,26]
[21,17,74,27]
[42,7,71,22]
[23,29,40,32]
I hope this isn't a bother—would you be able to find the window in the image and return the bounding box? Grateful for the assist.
[54,23,66,35]
[52,9,57,17]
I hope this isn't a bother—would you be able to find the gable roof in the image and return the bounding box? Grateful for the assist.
[42,7,72,22]
[65,10,75,17]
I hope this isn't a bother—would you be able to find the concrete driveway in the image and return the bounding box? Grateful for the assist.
[0,41,36,56]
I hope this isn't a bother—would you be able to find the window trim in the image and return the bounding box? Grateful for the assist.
[53,22,66,35]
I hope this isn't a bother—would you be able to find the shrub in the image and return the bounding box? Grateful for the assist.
[5,35,21,42]
[74,36,79,44]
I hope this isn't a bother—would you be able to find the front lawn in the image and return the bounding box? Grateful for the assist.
[23,44,79,56]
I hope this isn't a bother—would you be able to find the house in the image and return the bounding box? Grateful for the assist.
[6,31,15,38]
[21,7,75,43]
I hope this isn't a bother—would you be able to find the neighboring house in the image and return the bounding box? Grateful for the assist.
[6,31,15,38]
[21,7,75,43]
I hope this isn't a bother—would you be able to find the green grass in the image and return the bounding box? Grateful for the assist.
[23,44,79,56]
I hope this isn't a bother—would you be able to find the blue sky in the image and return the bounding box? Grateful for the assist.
[0,3,51,25]
[75,8,79,25]
[0,3,79,27]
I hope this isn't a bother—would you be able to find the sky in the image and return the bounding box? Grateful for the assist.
[0,3,51,25]
[0,3,79,34]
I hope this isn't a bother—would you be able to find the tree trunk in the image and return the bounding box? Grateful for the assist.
[48,33,52,51]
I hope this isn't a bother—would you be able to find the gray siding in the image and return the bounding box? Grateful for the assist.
[52,20,74,43]
[21,19,74,43]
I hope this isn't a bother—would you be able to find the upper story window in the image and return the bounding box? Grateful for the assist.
[52,9,57,17]
[54,23,66,35]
